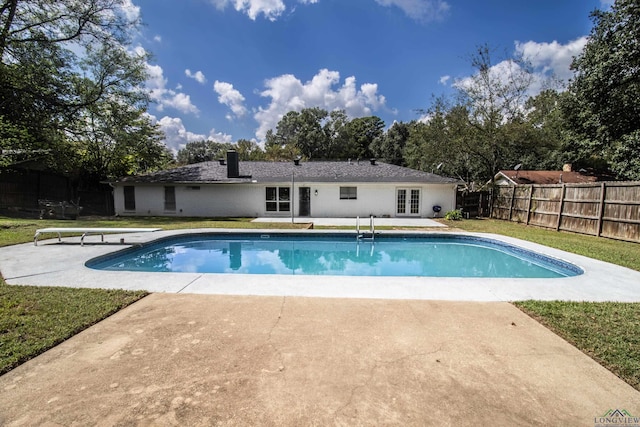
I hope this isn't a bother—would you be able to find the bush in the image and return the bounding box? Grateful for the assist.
[444,209,463,220]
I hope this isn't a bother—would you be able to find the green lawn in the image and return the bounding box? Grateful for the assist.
[0,285,147,375]
[0,216,309,247]
[442,217,640,272]
[1,215,639,391]
[514,300,640,391]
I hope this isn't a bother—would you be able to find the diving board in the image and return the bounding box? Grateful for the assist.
[34,228,162,246]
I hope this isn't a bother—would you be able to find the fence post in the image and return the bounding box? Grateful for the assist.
[525,185,533,225]
[508,185,516,222]
[556,184,566,231]
[489,188,496,218]
[596,182,606,237]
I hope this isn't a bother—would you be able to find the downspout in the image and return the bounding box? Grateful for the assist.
[291,172,295,223]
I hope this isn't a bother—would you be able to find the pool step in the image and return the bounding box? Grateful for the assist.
[356,216,376,241]
[357,232,375,240]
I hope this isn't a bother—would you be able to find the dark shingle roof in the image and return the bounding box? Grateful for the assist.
[117,160,460,184]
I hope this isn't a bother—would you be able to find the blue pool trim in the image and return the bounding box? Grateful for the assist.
[86,232,584,277]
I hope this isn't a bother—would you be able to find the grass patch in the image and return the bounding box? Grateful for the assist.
[441,218,640,272]
[0,284,147,375]
[515,301,640,391]
[0,216,309,247]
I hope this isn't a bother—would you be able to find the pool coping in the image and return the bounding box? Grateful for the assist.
[2,228,640,302]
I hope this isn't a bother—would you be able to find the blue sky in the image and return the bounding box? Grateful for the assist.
[128,0,608,153]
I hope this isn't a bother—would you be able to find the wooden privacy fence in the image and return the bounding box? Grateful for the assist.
[491,182,640,243]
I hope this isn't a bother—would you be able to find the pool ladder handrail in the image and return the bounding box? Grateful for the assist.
[356,215,375,241]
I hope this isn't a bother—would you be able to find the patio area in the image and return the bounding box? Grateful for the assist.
[0,293,638,425]
[252,216,447,227]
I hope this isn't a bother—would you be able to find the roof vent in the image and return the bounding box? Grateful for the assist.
[370,158,377,165]
[294,156,301,166]
[219,158,226,166]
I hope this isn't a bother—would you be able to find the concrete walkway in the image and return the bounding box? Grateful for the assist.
[252,216,446,227]
[0,294,638,426]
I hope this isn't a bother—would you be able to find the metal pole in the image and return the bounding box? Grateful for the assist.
[291,171,295,223]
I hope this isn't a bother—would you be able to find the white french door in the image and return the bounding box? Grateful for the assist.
[396,188,421,216]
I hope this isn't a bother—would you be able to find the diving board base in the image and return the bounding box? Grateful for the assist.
[34,228,161,246]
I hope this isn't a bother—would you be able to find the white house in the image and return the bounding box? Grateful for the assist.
[111,152,461,218]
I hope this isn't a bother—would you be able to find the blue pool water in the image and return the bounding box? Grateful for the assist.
[87,233,582,278]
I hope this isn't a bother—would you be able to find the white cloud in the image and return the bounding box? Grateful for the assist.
[254,68,387,141]
[151,115,232,154]
[207,128,234,144]
[515,37,588,83]
[208,0,286,20]
[161,93,199,115]
[185,69,207,84]
[439,75,450,85]
[374,0,450,21]
[214,80,248,119]
[153,35,162,43]
[143,58,200,115]
[207,0,449,21]
[118,0,141,22]
[153,116,206,153]
[451,37,590,118]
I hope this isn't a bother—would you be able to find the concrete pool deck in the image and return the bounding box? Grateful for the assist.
[1,294,639,425]
[1,228,640,424]
[1,228,640,301]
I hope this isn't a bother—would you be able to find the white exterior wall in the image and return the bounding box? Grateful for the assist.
[299,182,456,218]
[114,182,457,218]
[114,184,264,217]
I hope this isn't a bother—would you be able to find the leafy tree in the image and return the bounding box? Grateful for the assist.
[453,45,538,181]
[322,110,350,159]
[235,139,265,160]
[73,98,171,180]
[295,108,329,159]
[66,40,171,179]
[370,121,410,165]
[263,108,329,160]
[264,129,301,161]
[0,0,164,181]
[520,89,565,170]
[562,0,640,179]
[262,108,386,161]
[341,116,385,160]
[405,103,477,182]
[176,140,234,165]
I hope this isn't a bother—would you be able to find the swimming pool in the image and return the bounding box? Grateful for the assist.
[87,233,583,278]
